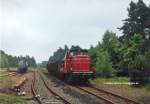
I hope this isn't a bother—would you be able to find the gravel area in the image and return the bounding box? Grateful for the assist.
[42,71,106,104]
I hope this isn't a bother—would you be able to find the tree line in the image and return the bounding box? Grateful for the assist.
[88,0,150,84]
[48,45,83,63]
[47,0,150,84]
[0,50,36,68]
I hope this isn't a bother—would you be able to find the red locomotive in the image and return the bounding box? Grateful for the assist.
[47,49,95,82]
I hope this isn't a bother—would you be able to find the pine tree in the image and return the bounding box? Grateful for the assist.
[119,0,150,42]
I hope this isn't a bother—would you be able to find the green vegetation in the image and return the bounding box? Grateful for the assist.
[48,45,82,63]
[37,61,48,68]
[96,48,114,77]
[0,71,12,89]
[93,30,120,77]
[144,83,150,91]
[0,69,7,74]
[48,45,69,63]
[0,53,8,68]
[0,76,12,89]
[93,77,130,84]
[0,70,26,104]
[0,50,36,68]
[0,93,27,104]
[89,30,121,77]
[89,0,150,84]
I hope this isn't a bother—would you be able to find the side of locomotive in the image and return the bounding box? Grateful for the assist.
[18,60,28,73]
[47,49,96,82]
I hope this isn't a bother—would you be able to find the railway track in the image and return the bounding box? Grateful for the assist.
[89,84,141,104]
[75,86,115,104]
[75,84,141,104]
[31,71,42,104]
[38,71,72,104]
[42,71,141,104]
[31,71,72,104]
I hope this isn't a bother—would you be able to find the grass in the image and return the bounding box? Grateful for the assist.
[0,68,17,72]
[0,69,27,104]
[93,77,150,92]
[0,69,16,89]
[0,69,8,74]
[0,72,12,89]
[143,83,150,91]
[0,67,37,72]
[0,93,27,104]
[93,77,130,84]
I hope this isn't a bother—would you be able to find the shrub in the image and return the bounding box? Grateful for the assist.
[128,54,150,84]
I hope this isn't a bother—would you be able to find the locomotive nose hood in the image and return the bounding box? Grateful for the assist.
[71,55,90,72]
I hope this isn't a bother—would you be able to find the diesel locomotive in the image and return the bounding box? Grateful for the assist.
[47,49,96,82]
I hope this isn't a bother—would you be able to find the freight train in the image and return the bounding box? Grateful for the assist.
[17,60,28,73]
[47,49,96,82]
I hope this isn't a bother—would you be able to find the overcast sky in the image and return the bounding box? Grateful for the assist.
[0,0,149,63]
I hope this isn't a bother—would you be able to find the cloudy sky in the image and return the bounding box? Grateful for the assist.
[0,0,149,63]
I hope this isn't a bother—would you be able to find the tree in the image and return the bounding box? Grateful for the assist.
[0,50,37,68]
[119,0,150,52]
[0,52,8,68]
[28,56,36,67]
[64,44,69,51]
[89,30,119,77]
[118,0,150,82]
[102,30,121,69]
[40,61,48,68]
[128,54,150,84]
[48,45,70,63]
[70,45,81,51]
[119,0,150,40]
[7,55,17,67]
[122,34,144,61]
[96,49,114,77]
[117,34,144,76]
[88,45,97,64]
